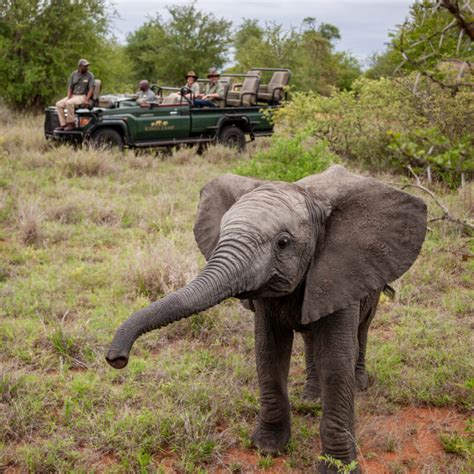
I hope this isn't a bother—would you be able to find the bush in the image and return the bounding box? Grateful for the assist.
[234,131,338,181]
[272,77,473,187]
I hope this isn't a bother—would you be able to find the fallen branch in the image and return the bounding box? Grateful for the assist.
[401,166,473,233]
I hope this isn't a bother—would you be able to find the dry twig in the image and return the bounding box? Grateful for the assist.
[401,166,473,233]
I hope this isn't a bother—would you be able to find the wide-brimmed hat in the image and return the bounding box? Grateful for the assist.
[78,58,90,67]
[207,67,221,78]
[186,70,198,79]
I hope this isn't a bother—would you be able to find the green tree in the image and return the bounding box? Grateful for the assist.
[0,0,123,109]
[232,19,360,94]
[367,0,473,81]
[126,2,232,86]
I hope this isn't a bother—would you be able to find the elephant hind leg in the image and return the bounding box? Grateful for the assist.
[301,330,321,401]
[355,289,382,392]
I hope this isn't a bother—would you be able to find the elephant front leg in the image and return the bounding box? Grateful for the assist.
[301,330,321,401]
[313,304,359,473]
[251,302,294,455]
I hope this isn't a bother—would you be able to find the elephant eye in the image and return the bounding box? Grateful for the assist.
[277,235,291,250]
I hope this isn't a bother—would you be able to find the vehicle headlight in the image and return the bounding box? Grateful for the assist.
[79,117,92,128]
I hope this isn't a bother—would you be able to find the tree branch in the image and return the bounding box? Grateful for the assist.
[401,166,473,233]
[441,0,474,40]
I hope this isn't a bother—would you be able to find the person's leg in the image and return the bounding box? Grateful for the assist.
[55,97,68,127]
[193,99,216,108]
[65,95,86,127]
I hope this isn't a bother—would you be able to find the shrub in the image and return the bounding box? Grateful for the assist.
[272,77,473,187]
[234,131,338,181]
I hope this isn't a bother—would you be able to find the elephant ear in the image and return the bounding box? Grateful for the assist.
[193,173,267,260]
[298,165,427,324]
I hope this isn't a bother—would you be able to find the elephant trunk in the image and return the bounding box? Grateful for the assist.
[106,253,246,369]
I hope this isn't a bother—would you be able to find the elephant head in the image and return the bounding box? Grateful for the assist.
[106,165,426,368]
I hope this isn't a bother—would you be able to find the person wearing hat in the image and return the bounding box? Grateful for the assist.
[184,71,200,96]
[193,67,224,108]
[163,70,200,104]
[55,59,95,131]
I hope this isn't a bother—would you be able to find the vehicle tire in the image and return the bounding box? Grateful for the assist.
[218,125,246,151]
[91,128,123,150]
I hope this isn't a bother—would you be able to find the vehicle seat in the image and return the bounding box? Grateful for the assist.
[226,73,260,107]
[217,77,233,107]
[161,94,182,105]
[257,71,289,104]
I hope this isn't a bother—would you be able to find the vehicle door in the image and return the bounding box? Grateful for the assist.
[131,104,191,142]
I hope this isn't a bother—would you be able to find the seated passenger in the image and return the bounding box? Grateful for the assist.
[166,71,200,103]
[55,59,94,131]
[136,80,156,106]
[183,71,200,96]
[193,67,223,108]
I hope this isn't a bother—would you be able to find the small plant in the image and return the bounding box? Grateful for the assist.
[440,431,473,458]
[257,454,274,469]
[318,454,359,473]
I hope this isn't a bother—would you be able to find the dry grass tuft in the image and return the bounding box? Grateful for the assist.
[123,151,157,170]
[47,200,83,224]
[169,146,196,165]
[60,149,117,177]
[127,238,198,300]
[17,198,44,245]
[201,144,237,163]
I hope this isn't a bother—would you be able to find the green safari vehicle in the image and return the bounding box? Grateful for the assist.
[44,68,291,151]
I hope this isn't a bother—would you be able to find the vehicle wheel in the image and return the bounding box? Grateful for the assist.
[218,125,246,151]
[91,128,123,150]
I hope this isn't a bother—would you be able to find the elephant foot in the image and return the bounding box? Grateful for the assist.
[355,369,370,392]
[250,424,290,456]
[302,381,321,402]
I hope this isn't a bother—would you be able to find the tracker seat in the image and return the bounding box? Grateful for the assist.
[257,71,289,104]
[225,73,260,107]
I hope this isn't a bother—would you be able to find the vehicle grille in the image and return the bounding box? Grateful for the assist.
[44,109,60,135]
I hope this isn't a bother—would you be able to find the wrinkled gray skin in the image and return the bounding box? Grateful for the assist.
[107,165,427,473]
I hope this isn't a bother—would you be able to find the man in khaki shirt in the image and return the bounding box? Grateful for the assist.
[193,67,224,108]
[56,59,95,131]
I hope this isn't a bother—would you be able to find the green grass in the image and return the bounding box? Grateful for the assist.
[0,110,472,471]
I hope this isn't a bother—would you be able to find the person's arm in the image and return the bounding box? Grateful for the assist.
[83,74,95,104]
[205,84,224,100]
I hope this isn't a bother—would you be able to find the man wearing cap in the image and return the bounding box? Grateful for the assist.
[136,80,156,106]
[55,59,95,131]
[193,67,224,108]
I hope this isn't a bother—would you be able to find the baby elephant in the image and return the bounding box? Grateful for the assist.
[107,165,427,472]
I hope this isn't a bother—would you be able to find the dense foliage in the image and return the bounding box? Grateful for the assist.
[264,77,472,186]
[0,0,133,108]
[125,3,232,86]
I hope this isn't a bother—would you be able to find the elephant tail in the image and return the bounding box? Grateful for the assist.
[383,284,396,300]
